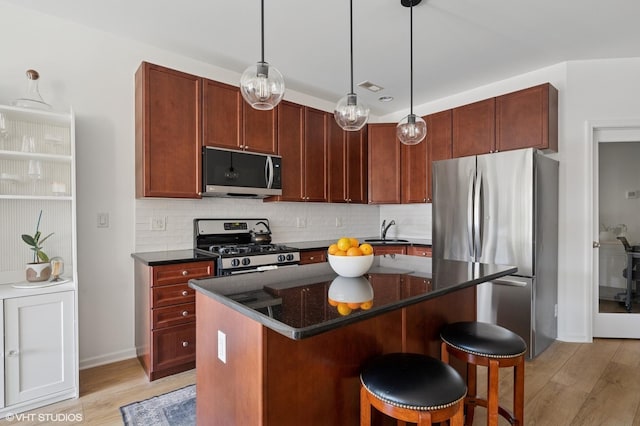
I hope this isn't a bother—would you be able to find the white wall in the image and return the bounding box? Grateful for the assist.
[3,2,640,367]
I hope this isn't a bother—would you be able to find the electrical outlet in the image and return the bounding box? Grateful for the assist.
[217,330,227,363]
[296,217,307,228]
[335,217,343,227]
[97,212,109,228]
[151,216,166,231]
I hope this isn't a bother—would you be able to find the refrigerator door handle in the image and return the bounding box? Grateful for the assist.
[474,172,483,258]
[467,172,475,258]
[492,278,529,287]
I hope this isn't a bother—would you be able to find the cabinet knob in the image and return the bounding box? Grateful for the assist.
[309,256,315,260]
[182,341,189,347]
[8,350,19,357]
[182,310,189,317]
[182,270,188,276]
[182,290,189,296]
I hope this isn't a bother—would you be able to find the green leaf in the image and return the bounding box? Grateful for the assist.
[22,234,37,247]
[39,233,54,245]
[37,251,49,262]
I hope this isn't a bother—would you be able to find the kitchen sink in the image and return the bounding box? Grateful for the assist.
[364,238,410,244]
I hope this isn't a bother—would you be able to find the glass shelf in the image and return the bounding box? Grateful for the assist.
[0,149,72,163]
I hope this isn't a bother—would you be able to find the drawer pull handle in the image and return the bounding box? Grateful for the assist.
[182,341,189,347]
[182,310,189,317]
[182,270,188,276]
[182,290,189,296]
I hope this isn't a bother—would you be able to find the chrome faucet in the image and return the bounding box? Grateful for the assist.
[381,219,396,240]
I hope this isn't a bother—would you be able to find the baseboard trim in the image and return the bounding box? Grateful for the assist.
[80,348,137,370]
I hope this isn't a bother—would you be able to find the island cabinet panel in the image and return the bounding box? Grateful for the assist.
[452,97,496,158]
[194,284,476,426]
[135,62,202,198]
[496,82,558,153]
[368,123,401,204]
[426,109,453,202]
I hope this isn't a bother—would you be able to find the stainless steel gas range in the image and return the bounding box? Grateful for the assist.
[194,218,300,276]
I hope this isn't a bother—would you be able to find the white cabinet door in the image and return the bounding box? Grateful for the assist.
[5,291,75,406]
[0,301,3,409]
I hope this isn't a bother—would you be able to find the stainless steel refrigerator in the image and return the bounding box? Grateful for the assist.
[433,148,558,359]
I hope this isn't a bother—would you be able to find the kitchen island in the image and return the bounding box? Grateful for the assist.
[189,255,516,426]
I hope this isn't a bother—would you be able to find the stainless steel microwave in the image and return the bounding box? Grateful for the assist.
[202,147,282,198]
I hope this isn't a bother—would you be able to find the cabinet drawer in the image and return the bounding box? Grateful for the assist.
[152,323,196,371]
[372,245,406,255]
[152,261,214,286]
[300,250,327,264]
[406,246,432,257]
[153,303,196,329]
[153,283,196,308]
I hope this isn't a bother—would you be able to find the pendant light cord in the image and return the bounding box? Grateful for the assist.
[261,0,265,63]
[409,1,414,116]
[350,0,354,94]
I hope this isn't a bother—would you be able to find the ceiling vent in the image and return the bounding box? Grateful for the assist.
[358,81,384,93]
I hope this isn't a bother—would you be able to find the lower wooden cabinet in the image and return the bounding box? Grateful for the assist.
[406,245,432,257]
[300,250,327,265]
[372,245,407,256]
[135,260,214,380]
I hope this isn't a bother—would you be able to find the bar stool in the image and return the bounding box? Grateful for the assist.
[440,321,526,426]
[360,352,467,426]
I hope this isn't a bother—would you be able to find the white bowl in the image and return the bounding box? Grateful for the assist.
[327,253,374,277]
[328,276,374,303]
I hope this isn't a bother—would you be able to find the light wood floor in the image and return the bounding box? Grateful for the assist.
[5,338,640,425]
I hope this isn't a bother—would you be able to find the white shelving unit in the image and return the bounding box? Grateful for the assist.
[0,104,78,418]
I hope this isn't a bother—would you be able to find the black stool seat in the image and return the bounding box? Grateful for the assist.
[360,353,466,411]
[440,321,527,358]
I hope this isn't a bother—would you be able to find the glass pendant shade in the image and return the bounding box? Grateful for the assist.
[240,61,285,111]
[397,113,426,145]
[335,93,369,131]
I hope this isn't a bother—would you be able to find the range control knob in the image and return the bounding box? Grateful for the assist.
[277,254,286,262]
[286,253,295,261]
[231,258,240,267]
[242,257,251,266]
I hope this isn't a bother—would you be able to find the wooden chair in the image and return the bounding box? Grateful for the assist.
[360,352,467,426]
[440,321,526,426]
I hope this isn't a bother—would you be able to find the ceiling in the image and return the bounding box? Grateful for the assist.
[3,0,640,116]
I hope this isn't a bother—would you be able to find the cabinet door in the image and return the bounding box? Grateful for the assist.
[300,250,327,265]
[426,110,453,202]
[244,106,278,154]
[372,245,406,256]
[0,301,3,409]
[303,107,328,202]
[135,62,201,198]
[346,127,368,203]
[401,125,428,203]
[368,124,401,204]
[202,79,243,149]
[328,117,347,203]
[5,291,75,406]
[276,101,305,201]
[452,98,495,158]
[496,83,558,152]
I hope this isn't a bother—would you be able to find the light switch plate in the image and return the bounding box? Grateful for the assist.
[217,330,226,363]
[97,212,109,228]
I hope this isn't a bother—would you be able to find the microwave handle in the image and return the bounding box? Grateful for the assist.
[265,156,274,189]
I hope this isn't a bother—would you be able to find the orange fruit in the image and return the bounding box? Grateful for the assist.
[328,243,339,255]
[328,298,338,306]
[346,246,363,256]
[359,243,373,255]
[360,300,373,310]
[337,237,352,252]
[333,250,347,256]
[347,302,361,309]
[349,237,359,248]
[337,303,352,316]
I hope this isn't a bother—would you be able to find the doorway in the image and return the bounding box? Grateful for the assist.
[591,121,640,337]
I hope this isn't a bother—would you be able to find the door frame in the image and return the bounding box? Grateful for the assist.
[587,118,640,337]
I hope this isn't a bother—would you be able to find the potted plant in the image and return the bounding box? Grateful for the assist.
[22,210,54,282]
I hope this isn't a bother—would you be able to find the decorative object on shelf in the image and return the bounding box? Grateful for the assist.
[11,69,52,111]
[334,0,369,131]
[396,0,426,145]
[21,210,54,282]
[50,256,64,281]
[240,0,285,110]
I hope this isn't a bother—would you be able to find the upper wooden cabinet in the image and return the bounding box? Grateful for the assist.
[135,62,201,198]
[496,83,558,152]
[452,98,496,158]
[202,79,277,155]
[401,128,428,204]
[274,102,328,202]
[328,117,368,203]
[426,110,453,202]
[368,123,401,204]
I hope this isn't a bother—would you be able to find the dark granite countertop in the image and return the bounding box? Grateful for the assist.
[131,249,217,266]
[189,255,515,340]
[286,237,432,251]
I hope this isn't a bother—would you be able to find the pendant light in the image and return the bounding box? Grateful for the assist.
[334,0,369,131]
[397,0,426,145]
[240,0,285,110]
